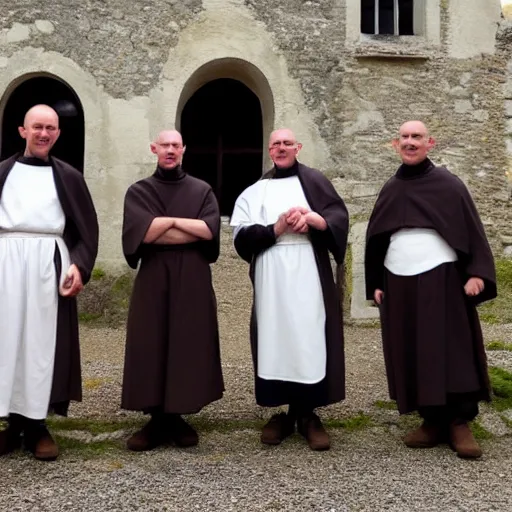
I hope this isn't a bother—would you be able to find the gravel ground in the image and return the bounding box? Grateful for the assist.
[1,233,512,511]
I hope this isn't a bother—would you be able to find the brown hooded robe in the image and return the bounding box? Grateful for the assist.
[365,159,496,414]
[121,167,224,414]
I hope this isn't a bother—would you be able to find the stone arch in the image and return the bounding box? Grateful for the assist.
[175,58,275,156]
[0,72,85,171]
[175,59,274,214]
[0,48,106,178]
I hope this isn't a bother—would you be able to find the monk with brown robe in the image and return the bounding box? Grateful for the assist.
[121,130,224,451]
[365,121,496,459]
[230,129,348,451]
[0,104,98,461]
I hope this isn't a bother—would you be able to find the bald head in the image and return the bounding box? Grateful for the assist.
[19,104,60,160]
[394,120,434,166]
[24,104,59,129]
[268,128,302,169]
[151,129,185,170]
[398,120,429,139]
[154,130,183,146]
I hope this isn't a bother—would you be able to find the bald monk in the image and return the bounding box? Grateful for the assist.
[121,130,224,451]
[230,129,348,451]
[0,105,99,461]
[365,121,497,459]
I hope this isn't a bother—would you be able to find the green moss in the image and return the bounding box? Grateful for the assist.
[489,367,512,412]
[91,267,106,280]
[78,312,102,322]
[326,413,373,431]
[479,259,512,324]
[55,436,122,459]
[374,400,398,410]
[470,421,493,441]
[47,417,146,435]
[486,340,512,352]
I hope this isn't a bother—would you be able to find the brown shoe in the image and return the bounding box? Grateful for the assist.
[261,413,295,445]
[0,415,24,456]
[24,424,59,461]
[404,422,445,448]
[168,415,199,447]
[449,422,482,459]
[297,412,330,451]
[127,417,169,452]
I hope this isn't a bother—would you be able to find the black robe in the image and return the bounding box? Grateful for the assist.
[234,161,349,408]
[365,158,496,413]
[121,166,224,414]
[0,153,99,416]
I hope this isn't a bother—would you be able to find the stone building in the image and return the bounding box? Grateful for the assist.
[0,0,509,316]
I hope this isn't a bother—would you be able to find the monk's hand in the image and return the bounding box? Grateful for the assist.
[374,289,384,305]
[464,277,485,297]
[60,264,84,297]
[304,212,327,231]
[274,213,292,237]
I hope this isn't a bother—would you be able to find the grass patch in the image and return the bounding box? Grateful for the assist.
[501,414,512,429]
[326,413,373,431]
[47,417,146,435]
[374,400,398,410]
[91,267,106,280]
[489,366,512,412]
[470,421,493,440]
[78,312,102,322]
[479,259,512,324]
[486,340,512,352]
[55,436,122,458]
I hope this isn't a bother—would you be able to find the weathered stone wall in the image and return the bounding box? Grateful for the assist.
[0,0,509,318]
[0,0,202,97]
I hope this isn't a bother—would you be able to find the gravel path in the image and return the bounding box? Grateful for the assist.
[1,231,512,511]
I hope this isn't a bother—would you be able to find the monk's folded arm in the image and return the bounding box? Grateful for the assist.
[172,218,213,240]
[154,228,199,245]
[143,217,175,243]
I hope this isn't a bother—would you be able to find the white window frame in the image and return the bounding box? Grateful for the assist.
[373,0,406,36]
[346,0,440,47]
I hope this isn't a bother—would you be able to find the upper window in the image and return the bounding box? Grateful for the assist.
[361,0,414,36]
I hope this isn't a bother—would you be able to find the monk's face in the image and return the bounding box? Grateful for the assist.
[18,107,60,160]
[394,121,434,165]
[268,129,302,169]
[151,131,185,170]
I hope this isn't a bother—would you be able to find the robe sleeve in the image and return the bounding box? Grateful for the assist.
[69,177,99,284]
[196,188,221,264]
[301,168,349,265]
[56,166,99,285]
[459,186,497,304]
[230,193,276,264]
[122,184,156,269]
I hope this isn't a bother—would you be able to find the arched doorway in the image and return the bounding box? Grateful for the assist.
[181,78,263,215]
[1,75,85,172]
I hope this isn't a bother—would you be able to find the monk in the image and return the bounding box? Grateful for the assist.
[365,120,497,459]
[230,128,348,451]
[121,129,224,451]
[0,104,98,461]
